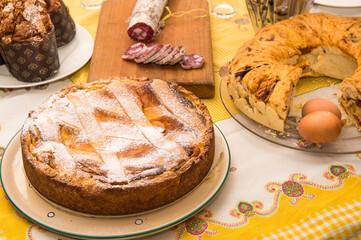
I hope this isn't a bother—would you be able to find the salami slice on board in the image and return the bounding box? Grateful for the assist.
[151,44,172,63]
[127,0,168,43]
[134,44,159,63]
[122,43,147,60]
[181,54,204,69]
[122,43,204,69]
[168,46,185,65]
[157,46,178,65]
[143,44,164,64]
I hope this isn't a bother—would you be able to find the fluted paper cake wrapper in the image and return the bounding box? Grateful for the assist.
[0,55,4,65]
[0,28,60,82]
[49,0,76,47]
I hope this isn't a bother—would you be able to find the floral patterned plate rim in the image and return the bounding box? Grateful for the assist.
[0,24,93,89]
[0,124,230,239]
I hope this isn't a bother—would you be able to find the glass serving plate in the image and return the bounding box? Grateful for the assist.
[220,77,361,154]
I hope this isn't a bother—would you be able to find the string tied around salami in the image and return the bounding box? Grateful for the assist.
[160,7,208,23]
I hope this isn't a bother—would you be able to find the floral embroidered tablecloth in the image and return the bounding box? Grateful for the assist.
[1,1,361,239]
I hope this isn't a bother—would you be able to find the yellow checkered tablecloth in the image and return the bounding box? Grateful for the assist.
[1,1,361,240]
[262,200,361,239]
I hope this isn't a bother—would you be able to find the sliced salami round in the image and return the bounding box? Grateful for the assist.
[122,43,146,60]
[134,44,159,63]
[181,54,205,69]
[168,46,185,65]
[151,44,172,63]
[127,0,168,43]
[156,46,178,65]
[143,44,164,64]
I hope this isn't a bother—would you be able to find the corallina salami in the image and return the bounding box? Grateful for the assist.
[168,46,185,65]
[152,44,172,63]
[122,43,204,69]
[157,46,178,65]
[143,44,164,63]
[181,54,205,69]
[134,44,159,63]
[127,0,168,43]
[122,43,146,60]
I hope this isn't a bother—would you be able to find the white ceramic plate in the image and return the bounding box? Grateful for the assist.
[0,24,93,89]
[0,124,230,239]
[314,0,361,7]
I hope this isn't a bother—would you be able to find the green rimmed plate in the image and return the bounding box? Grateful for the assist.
[0,124,230,239]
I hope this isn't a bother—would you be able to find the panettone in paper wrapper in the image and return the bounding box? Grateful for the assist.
[0,0,76,83]
[46,0,76,47]
[0,28,60,82]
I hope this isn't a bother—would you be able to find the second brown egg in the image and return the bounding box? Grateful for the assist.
[302,98,342,119]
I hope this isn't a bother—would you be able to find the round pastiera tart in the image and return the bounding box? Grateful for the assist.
[226,13,361,132]
[21,77,214,215]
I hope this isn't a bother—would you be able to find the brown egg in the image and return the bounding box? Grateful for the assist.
[298,111,342,144]
[302,98,342,119]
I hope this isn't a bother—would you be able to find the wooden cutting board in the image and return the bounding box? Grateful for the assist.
[87,0,214,98]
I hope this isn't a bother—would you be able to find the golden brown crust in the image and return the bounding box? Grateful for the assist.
[0,0,53,44]
[226,12,361,131]
[21,77,214,215]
